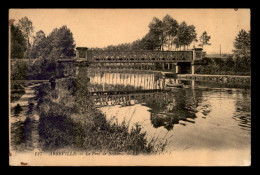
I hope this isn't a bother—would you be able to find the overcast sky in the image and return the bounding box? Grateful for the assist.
[9,9,250,54]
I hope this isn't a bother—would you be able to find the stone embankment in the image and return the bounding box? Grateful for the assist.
[177,74,251,84]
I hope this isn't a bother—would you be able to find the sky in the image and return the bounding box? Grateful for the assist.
[9,9,250,54]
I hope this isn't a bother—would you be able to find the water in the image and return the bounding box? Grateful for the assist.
[88,70,251,152]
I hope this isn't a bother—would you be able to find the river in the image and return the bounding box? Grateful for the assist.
[88,70,251,153]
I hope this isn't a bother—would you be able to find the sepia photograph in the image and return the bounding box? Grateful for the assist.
[9,8,251,166]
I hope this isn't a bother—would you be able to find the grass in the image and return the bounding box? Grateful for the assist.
[11,117,34,151]
[35,75,166,154]
[11,121,25,147]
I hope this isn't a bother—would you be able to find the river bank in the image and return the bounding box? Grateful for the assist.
[10,82,42,152]
[10,77,165,154]
[177,74,251,88]
[24,72,167,154]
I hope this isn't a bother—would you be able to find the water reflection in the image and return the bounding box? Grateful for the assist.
[146,88,201,131]
[232,92,251,133]
[88,71,183,92]
[88,71,208,131]
[88,70,251,150]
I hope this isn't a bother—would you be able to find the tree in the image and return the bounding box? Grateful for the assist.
[148,17,165,51]
[175,22,187,50]
[162,14,179,50]
[28,25,76,79]
[30,30,46,59]
[17,17,34,58]
[40,25,76,59]
[186,25,197,49]
[199,31,211,48]
[175,22,197,50]
[93,15,198,52]
[33,30,46,46]
[233,29,250,58]
[139,32,162,51]
[232,29,251,72]
[10,24,27,59]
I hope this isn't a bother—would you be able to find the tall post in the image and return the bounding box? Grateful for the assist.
[191,79,195,89]
[144,74,146,89]
[75,47,89,77]
[191,63,195,74]
[76,47,88,59]
[162,63,165,71]
[76,50,79,58]
[192,48,196,75]
[175,63,179,74]
[220,44,222,58]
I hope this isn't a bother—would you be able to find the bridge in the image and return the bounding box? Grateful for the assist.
[57,47,204,77]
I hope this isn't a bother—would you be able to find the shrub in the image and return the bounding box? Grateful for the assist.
[195,57,250,75]
[38,114,74,150]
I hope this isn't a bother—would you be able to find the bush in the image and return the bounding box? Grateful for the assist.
[195,57,250,75]
[38,114,74,150]
[27,58,58,80]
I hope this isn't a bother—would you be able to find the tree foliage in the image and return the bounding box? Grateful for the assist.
[94,14,198,52]
[138,32,162,51]
[27,25,76,79]
[30,30,46,59]
[30,25,76,60]
[232,29,251,72]
[233,29,250,58]
[17,17,34,58]
[175,22,197,50]
[148,17,165,50]
[162,14,178,50]
[199,31,211,48]
[17,16,34,41]
[11,24,27,59]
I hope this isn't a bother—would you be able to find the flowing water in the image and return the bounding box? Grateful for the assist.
[88,70,251,152]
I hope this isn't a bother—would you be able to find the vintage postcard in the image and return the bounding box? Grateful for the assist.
[9,8,251,166]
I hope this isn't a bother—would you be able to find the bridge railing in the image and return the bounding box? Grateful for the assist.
[75,47,204,63]
[88,50,194,63]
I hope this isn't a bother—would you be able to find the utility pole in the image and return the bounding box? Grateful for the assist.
[220,44,222,58]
